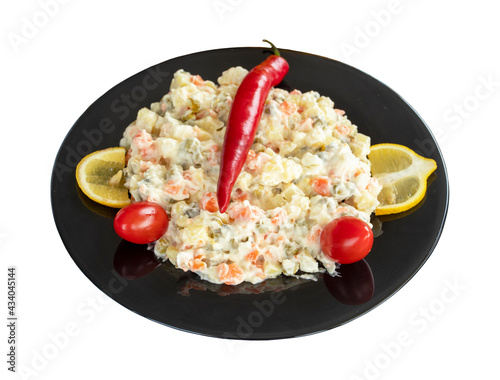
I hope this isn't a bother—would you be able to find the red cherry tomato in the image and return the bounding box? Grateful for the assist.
[320,216,374,264]
[114,201,169,244]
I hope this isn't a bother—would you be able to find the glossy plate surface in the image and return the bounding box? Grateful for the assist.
[51,47,449,340]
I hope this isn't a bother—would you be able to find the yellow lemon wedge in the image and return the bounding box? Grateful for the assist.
[76,147,131,208]
[369,143,437,215]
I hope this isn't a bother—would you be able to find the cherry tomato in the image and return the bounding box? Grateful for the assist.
[320,216,374,264]
[114,201,169,244]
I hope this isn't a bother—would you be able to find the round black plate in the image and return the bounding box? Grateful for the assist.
[51,47,449,340]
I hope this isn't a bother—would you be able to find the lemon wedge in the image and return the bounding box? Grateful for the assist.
[76,147,131,208]
[369,143,437,215]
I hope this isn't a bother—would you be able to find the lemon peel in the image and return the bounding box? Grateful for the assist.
[369,143,437,215]
[75,147,130,208]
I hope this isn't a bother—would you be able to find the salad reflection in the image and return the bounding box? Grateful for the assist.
[174,272,315,297]
[113,239,374,302]
[323,259,374,305]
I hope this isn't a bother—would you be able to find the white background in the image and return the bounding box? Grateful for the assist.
[1,0,499,379]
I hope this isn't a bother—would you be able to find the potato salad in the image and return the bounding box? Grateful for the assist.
[119,67,382,285]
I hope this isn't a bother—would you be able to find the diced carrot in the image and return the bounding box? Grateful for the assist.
[256,270,266,279]
[307,225,323,244]
[245,248,260,262]
[146,194,159,203]
[163,180,181,195]
[200,192,219,213]
[245,151,269,171]
[208,151,219,166]
[296,118,313,132]
[262,247,273,261]
[334,207,349,216]
[227,201,263,223]
[234,188,248,202]
[334,109,346,116]
[335,124,350,136]
[133,130,153,148]
[181,171,199,197]
[133,130,156,159]
[245,150,257,168]
[312,176,332,196]
[279,101,298,116]
[328,168,340,178]
[189,254,206,271]
[191,75,205,86]
[140,160,153,172]
[271,209,287,225]
[217,263,244,285]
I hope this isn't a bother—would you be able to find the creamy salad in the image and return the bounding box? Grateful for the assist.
[119,67,382,285]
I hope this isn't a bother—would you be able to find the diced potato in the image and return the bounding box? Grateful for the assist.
[349,132,371,159]
[292,131,307,147]
[282,159,303,183]
[264,262,282,279]
[297,251,319,273]
[279,141,297,155]
[137,108,159,133]
[263,122,284,143]
[179,224,209,247]
[353,191,379,213]
[282,183,305,202]
[235,171,253,191]
[170,69,192,88]
[166,245,179,262]
[267,194,286,209]
[217,66,249,86]
[282,259,299,275]
[194,116,224,134]
[306,127,327,148]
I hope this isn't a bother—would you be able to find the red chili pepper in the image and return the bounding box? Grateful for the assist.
[217,40,289,213]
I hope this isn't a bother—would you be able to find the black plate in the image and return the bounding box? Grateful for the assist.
[51,47,449,340]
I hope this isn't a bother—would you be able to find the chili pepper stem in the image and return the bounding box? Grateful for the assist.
[263,39,280,57]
